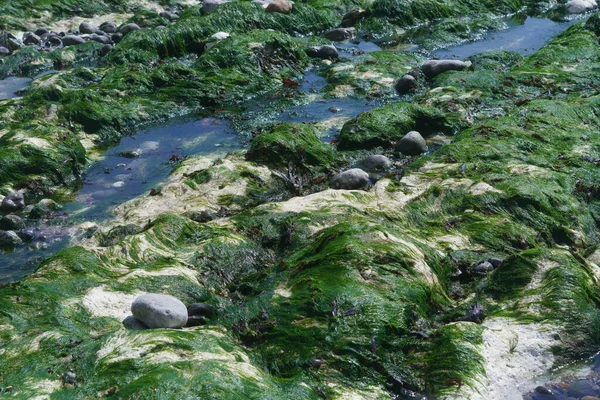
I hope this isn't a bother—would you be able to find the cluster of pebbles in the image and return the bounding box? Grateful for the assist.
[0,11,179,58]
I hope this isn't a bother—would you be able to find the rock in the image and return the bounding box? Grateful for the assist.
[89,33,111,44]
[211,32,230,40]
[119,149,143,158]
[0,230,23,248]
[100,44,113,56]
[17,229,36,242]
[0,215,26,231]
[188,303,217,318]
[331,168,369,190]
[29,199,61,219]
[396,74,417,94]
[63,370,76,385]
[202,0,231,13]
[22,32,42,46]
[186,316,207,326]
[306,45,338,59]
[119,23,140,35]
[79,22,98,34]
[421,59,468,79]
[159,11,178,21]
[42,34,62,48]
[111,32,123,43]
[488,257,503,268]
[131,293,188,329]
[100,22,118,33]
[341,8,367,27]
[582,396,600,400]
[122,315,147,330]
[324,28,354,42]
[565,0,597,14]
[1,192,25,211]
[62,35,86,46]
[0,46,9,55]
[34,27,49,36]
[534,386,552,395]
[397,131,427,156]
[362,155,392,172]
[265,0,293,14]
[473,260,494,274]
[187,210,217,223]
[567,379,600,398]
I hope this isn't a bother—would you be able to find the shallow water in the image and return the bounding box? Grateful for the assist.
[0,118,239,282]
[0,77,32,100]
[433,17,578,59]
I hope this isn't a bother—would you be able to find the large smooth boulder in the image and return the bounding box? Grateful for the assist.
[79,22,98,34]
[421,59,468,79]
[566,0,597,14]
[131,294,188,329]
[99,21,117,33]
[398,131,427,156]
[118,23,140,35]
[1,192,25,211]
[331,168,369,190]
[265,0,293,14]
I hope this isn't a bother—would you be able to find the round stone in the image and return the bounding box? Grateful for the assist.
[131,294,188,329]
[398,131,427,156]
[331,168,369,190]
[0,215,26,231]
[363,155,392,172]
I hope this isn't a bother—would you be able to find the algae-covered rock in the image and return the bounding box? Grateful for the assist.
[28,199,61,219]
[131,293,188,329]
[0,229,22,248]
[0,215,26,231]
[246,122,337,172]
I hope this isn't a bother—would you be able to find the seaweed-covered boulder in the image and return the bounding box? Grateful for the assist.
[28,199,61,219]
[118,23,140,35]
[398,131,427,155]
[0,230,22,248]
[339,102,462,150]
[341,8,367,27]
[421,59,468,78]
[131,294,188,329]
[0,215,26,231]
[330,168,369,189]
[246,123,337,171]
[1,192,25,211]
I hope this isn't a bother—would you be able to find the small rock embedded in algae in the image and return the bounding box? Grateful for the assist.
[421,59,468,78]
[331,168,369,190]
[398,131,427,155]
[131,294,188,329]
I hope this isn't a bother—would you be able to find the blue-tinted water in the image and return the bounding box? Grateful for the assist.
[0,77,32,100]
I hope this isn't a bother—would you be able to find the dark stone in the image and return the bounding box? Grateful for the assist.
[421,59,468,79]
[22,32,42,46]
[79,22,98,34]
[0,215,26,231]
[306,45,338,60]
[89,33,111,44]
[17,229,36,242]
[567,379,600,398]
[473,260,494,274]
[341,8,367,27]
[119,23,140,35]
[111,32,123,43]
[187,303,217,318]
[535,386,552,395]
[62,35,86,46]
[186,315,207,327]
[324,28,354,42]
[122,315,148,330]
[100,21,117,34]
[362,155,392,172]
[100,44,113,56]
[1,192,25,211]
[159,11,178,21]
[34,27,49,36]
[396,74,417,94]
[488,257,503,268]
[331,168,369,190]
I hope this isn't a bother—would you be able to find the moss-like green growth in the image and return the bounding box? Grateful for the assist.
[338,102,465,150]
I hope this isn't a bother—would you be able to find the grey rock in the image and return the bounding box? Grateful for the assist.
[202,0,231,13]
[567,379,600,398]
[306,45,338,59]
[17,229,36,242]
[111,32,123,43]
[131,293,188,329]
[398,131,427,156]
[63,371,76,384]
[488,257,503,268]
[34,27,49,36]
[22,32,42,46]
[119,23,140,35]
[89,33,111,44]
[566,0,596,14]
[324,28,354,42]
[29,199,61,219]
[421,59,468,78]
[363,155,392,172]
[396,74,417,94]
[473,260,494,274]
[265,0,293,14]
[186,315,207,326]
[0,46,9,55]
[341,8,367,27]
[159,11,179,21]
[331,168,369,190]
[79,22,98,34]
[99,22,118,34]
[1,192,25,211]
[100,44,113,56]
[0,230,23,248]
[188,303,217,318]
[122,315,147,330]
[62,35,86,46]
[0,215,26,231]
[6,38,23,51]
